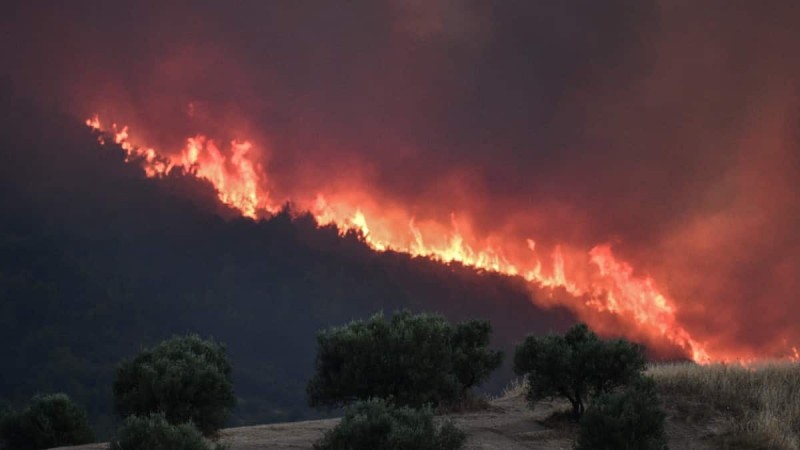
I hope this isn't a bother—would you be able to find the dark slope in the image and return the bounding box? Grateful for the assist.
[0,89,574,437]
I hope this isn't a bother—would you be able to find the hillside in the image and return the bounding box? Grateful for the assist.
[3,3,800,449]
[54,361,800,449]
[50,382,705,450]
[52,393,568,450]
[0,88,576,438]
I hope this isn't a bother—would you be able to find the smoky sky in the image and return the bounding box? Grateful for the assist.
[2,0,799,358]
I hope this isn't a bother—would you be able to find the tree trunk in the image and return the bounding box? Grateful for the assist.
[572,393,584,420]
[571,399,581,420]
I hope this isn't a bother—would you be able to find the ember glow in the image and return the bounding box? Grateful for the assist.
[86,114,718,362]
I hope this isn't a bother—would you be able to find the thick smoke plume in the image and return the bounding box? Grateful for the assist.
[2,1,799,360]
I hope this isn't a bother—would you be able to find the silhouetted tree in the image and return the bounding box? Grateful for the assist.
[307,311,503,408]
[513,323,646,419]
[110,413,223,450]
[452,320,505,395]
[314,398,465,450]
[576,376,668,450]
[113,335,236,436]
[0,393,94,449]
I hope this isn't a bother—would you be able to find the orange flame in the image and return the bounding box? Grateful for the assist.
[84,115,794,363]
[86,115,271,217]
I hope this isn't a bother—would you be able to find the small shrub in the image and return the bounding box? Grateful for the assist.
[314,398,466,450]
[575,377,668,450]
[435,393,491,414]
[307,311,502,409]
[0,393,94,449]
[110,413,224,450]
[113,335,236,435]
[513,323,646,419]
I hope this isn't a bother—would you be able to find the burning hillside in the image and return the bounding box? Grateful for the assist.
[3,1,799,363]
[85,114,723,362]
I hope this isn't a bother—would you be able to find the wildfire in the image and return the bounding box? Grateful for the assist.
[86,115,272,217]
[86,114,782,363]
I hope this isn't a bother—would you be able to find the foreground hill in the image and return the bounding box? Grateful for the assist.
[48,392,587,450]
[54,362,800,449]
[50,385,703,450]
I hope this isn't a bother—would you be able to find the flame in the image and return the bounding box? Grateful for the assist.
[84,115,794,363]
[86,115,271,217]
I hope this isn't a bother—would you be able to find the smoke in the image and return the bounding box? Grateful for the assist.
[2,0,799,359]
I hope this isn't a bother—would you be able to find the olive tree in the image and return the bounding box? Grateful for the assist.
[513,323,646,419]
[113,335,236,436]
[314,398,465,450]
[576,376,668,450]
[110,413,225,450]
[451,320,505,397]
[0,393,94,449]
[307,311,503,408]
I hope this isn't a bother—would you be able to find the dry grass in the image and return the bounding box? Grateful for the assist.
[64,366,800,450]
[493,376,528,401]
[649,361,800,449]
[435,393,492,414]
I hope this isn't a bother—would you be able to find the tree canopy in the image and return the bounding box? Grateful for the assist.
[313,398,465,450]
[113,335,236,436]
[0,393,94,450]
[513,323,647,419]
[576,376,668,450]
[307,311,503,408]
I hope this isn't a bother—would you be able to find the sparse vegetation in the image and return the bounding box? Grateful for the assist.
[434,393,491,415]
[649,361,800,450]
[576,376,668,450]
[513,323,646,419]
[110,413,224,450]
[0,393,94,449]
[313,398,465,450]
[307,311,503,409]
[113,335,236,436]
[493,376,528,401]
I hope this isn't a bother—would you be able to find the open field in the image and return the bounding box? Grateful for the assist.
[53,362,800,450]
[52,394,574,450]
[649,362,800,449]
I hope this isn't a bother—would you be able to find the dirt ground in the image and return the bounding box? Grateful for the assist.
[52,392,712,450]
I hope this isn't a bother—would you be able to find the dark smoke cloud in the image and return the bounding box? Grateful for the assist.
[2,0,799,358]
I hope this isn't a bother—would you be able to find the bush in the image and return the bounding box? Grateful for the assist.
[110,413,224,450]
[307,311,503,408]
[576,377,668,450]
[513,323,646,419]
[113,335,236,435]
[0,393,94,449]
[451,320,505,396]
[314,398,466,450]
